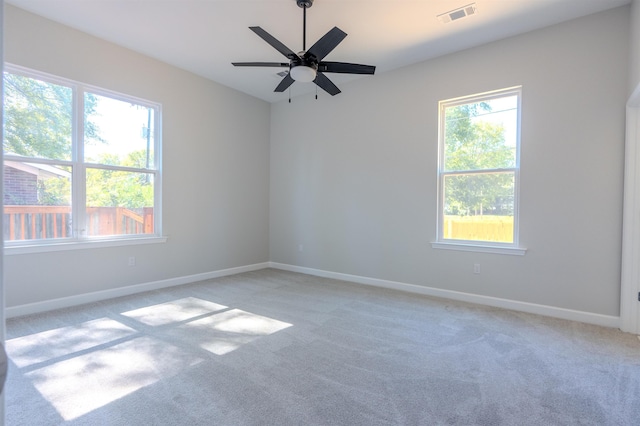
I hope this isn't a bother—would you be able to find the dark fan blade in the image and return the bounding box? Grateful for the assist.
[249,27,298,60]
[232,62,289,68]
[319,61,376,75]
[306,27,347,61]
[314,72,341,96]
[274,73,295,92]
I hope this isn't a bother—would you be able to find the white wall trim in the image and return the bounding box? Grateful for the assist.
[5,262,270,318]
[4,236,168,256]
[270,262,621,329]
[431,242,527,256]
[1,2,6,422]
[7,259,622,329]
[620,87,640,334]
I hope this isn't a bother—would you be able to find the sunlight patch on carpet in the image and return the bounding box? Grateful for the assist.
[6,298,292,420]
[6,318,136,368]
[22,336,203,421]
[171,308,292,355]
[122,297,227,326]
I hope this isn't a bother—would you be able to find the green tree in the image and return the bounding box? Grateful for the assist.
[3,72,102,160]
[443,103,515,216]
[86,150,154,209]
[37,173,71,206]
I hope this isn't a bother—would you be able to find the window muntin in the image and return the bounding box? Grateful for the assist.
[438,87,521,246]
[3,65,161,245]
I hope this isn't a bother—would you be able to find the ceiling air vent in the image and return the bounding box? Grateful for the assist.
[437,3,476,24]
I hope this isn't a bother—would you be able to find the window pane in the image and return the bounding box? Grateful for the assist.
[3,73,72,160]
[3,162,72,241]
[443,95,517,171]
[85,168,154,237]
[443,172,514,243]
[84,93,155,168]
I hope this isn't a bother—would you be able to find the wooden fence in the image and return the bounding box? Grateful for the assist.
[5,209,509,242]
[3,206,153,240]
[443,215,513,243]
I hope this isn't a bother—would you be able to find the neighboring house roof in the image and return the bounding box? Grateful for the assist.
[5,160,71,179]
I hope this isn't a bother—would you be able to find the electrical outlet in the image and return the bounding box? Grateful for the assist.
[473,263,480,274]
[128,256,136,266]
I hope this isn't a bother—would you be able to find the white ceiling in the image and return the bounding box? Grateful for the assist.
[7,0,631,103]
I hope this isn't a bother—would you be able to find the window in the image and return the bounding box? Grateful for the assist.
[3,65,162,249]
[435,86,522,253]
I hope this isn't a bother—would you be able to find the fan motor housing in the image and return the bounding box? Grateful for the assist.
[292,58,317,69]
[296,0,313,8]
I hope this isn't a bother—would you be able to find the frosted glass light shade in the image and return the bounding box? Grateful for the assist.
[290,66,316,82]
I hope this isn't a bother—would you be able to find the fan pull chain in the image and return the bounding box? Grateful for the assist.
[289,87,291,103]
[315,84,318,100]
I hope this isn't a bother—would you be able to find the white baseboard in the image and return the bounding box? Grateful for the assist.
[7,260,622,330]
[269,262,621,329]
[6,262,270,318]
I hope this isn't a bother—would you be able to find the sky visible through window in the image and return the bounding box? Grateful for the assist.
[84,94,154,166]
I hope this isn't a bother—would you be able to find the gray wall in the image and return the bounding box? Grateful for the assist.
[3,5,631,320]
[270,7,629,316]
[4,6,271,307]
[630,0,640,93]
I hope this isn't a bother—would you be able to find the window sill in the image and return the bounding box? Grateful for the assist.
[431,241,527,256]
[4,236,168,255]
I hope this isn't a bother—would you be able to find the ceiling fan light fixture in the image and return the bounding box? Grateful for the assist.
[290,65,317,82]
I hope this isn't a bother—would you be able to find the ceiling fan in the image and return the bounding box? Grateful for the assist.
[232,0,376,96]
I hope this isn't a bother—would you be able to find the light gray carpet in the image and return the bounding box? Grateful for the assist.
[5,269,640,425]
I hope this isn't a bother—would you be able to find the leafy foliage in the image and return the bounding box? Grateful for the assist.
[443,101,515,216]
[3,72,102,160]
[37,174,71,206]
[86,155,153,209]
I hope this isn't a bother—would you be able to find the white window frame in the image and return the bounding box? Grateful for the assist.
[3,64,165,254]
[432,86,525,256]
